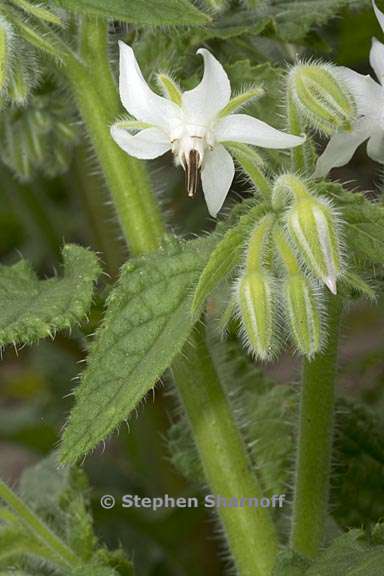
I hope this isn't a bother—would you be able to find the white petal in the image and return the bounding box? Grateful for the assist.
[373,0,384,33]
[370,37,384,84]
[367,129,384,163]
[201,145,234,217]
[334,67,383,117]
[215,114,305,149]
[181,48,231,124]
[314,117,373,177]
[111,126,171,159]
[118,41,181,130]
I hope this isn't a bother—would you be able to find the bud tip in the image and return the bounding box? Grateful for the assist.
[325,276,337,295]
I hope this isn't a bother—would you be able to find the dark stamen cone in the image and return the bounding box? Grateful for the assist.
[185,149,201,197]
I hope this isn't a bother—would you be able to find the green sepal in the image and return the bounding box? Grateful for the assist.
[219,86,264,118]
[157,73,182,105]
[9,0,63,26]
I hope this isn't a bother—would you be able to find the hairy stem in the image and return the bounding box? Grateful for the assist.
[287,91,315,175]
[0,480,79,568]
[173,324,279,576]
[290,295,343,556]
[65,16,279,573]
[63,18,164,255]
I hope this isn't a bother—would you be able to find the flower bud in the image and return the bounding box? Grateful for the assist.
[237,271,275,361]
[284,274,322,357]
[286,197,342,294]
[288,63,356,135]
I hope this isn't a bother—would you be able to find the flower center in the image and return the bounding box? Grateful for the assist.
[170,124,215,197]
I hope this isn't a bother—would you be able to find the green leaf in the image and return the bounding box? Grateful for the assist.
[270,0,370,42]
[70,567,119,576]
[203,11,269,39]
[0,244,100,347]
[306,530,384,575]
[273,549,310,575]
[191,203,266,317]
[60,237,214,464]
[48,0,210,25]
[0,455,134,574]
[320,183,384,265]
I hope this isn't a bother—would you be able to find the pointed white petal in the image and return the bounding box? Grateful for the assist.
[215,114,305,149]
[111,126,171,159]
[181,48,231,124]
[118,41,181,130]
[373,0,384,33]
[334,66,384,117]
[201,145,234,217]
[370,37,384,85]
[367,128,384,163]
[314,117,373,177]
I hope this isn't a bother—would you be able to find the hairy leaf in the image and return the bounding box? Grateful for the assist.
[0,455,134,574]
[306,530,384,575]
[343,203,384,265]
[322,183,384,265]
[49,0,209,25]
[273,550,310,575]
[70,567,119,576]
[191,203,266,317]
[0,244,100,347]
[60,238,214,464]
[269,0,370,41]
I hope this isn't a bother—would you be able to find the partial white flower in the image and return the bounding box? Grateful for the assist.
[315,0,384,177]
[111,42,305,217]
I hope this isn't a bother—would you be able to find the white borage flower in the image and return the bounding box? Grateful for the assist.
[315,0,384,177]
[111,42,305,217]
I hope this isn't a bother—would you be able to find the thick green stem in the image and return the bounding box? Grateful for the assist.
[63,19,164,255]
[173,324,279,576]
[290,295,342,557]
[64,17,279,573]
[0,480,79,568]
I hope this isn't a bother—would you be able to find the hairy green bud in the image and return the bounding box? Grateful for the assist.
[0,92,78,180]
[286,196,342,294]
[288,62,356,135]
[237,272,275,361]
[284,274,322,357]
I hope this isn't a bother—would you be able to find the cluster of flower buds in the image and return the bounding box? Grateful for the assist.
[288,62,356,135]
[0,17,42,107]
[235,174,343,361]
[0,93,79,181]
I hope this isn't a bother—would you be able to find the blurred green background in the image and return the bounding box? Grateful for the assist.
[1,2,384,574]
